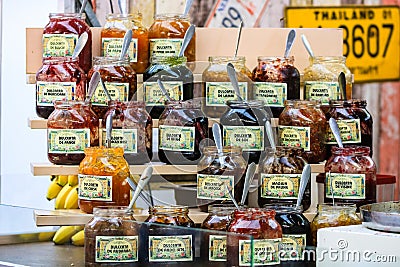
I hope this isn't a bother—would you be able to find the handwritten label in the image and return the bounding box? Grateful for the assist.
[280,234,306,261]
[42,34,77,57]
[101,37,138,62]
[101,129,138,153]
[304,81,340,104]
[149,235,192,262]
[260,173,301,199]
[326,119,361,144]
[92,82,129,106]
[78,174,112,201]
[253,82,287,107]
[36,81,76,106]
[209,235,227,261]
[325,173,366,199]
[205,82,247,106]
[95,236,138,262]
[149,38,183,59]
[197,174,234,200]
[47,129,90,153]
[143,81,183,106]
[278,126,310,151]
[239,238,281,266]
[159,125,195,152]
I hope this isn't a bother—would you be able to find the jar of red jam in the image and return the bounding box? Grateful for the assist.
[42,13,92,73]
[227,208,282,267]
[47,100,99,165]
[85,206,139,266]
[251,56,300,118]
[325,146,377,209]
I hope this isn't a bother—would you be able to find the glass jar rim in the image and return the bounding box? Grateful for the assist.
[226,99,265,108]
[263,204,304,213]
[317,203,357,212]
[284,99,321,107]
[93,56,131,65]
[53,100,87,109]
[329,99,367,107]
[208,56,246,63]
[331,145,371,156]
[42,57,80,64]
[84,146,125,156]
[202,146,243,155]
[93,206,134,217]
[208,203,237,214]
[154,13,189,20]
[257,56,295,62]
[49,13,86,20]
[311,55,347,61]
[149,205,189,215]
[165,99,201,109]
[106,13,135,20]
[233,207,275,218]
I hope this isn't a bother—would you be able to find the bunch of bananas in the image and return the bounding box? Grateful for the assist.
[46,175,79,209]
[52,225,85,246]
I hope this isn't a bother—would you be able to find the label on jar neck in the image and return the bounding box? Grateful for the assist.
[143,81,183,106]
[159,125,195,152]
[101,37,138,62]
[304,81,340,105]
[260,173,301,199]
[209,235,227,261]
[48,129,90,153]
[42,34,78,57]
[325,173,366,199]
[223,126,264,151]
[149,38,183,58]
[325,119,362,144]
[92,82,129,106]
[253,82,287,107]
[280,234,306,261]
[197,174,234,200]
[95,236,138,262]
[278,126,311,151]
[101,129,138,153]
[205,82,248,106]
[148,235,193,262]
[36,81,76,106]
[239,238,281,266]
[78,174,112,201]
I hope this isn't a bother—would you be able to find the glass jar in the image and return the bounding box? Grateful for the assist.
[101,13,149,73]
[197,146,247,212]
[88,56,137,119]
[258,147,310,210]
[139,205,195,266]
[325,146,377,208]
[227,208,282,267]
[143,56,193,119]
[36,57,87,119]
[101,101,152,164]
[220,100,270,164]
[325,99,373,158]
[148,13,195,62]
[202,56,252,118]
[251,56,301,118]
[43,13,92,73]
[78,147,131,213]
[47,100,99,165]
[85,206,139,266]
[311,203,361,246]
[158,99,208,165]
[278,100,327,163]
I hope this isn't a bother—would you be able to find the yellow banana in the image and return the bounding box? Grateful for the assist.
[68,175,78,186]
[52,226,82,245]
[57,175,68,186]
[64,185,79,209]
[71,229,85,246]
[55,184,73,209]
[46,179,63,201]
[50,175,58,181]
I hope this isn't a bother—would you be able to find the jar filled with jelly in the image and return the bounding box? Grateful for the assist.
[227,208,282,267]
[139,205,195,266]
[258,147,310,210]
[85,206,139,266]
[43,13,92,73]
[220,99,270,164]
[101,101,152,164]
[325,146,377,208]
[278,100,327,163]
[78,147,131,213]
[88,56,137,119]
[251,56,300,118]
[158,99,208,165]
[47,100,99,165]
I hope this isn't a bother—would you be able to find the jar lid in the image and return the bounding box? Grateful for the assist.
[93,206,135,217]
[331,145,371,156]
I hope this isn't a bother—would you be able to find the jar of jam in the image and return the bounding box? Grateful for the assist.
[325,99,373,158]
[325,146,377,208]
[278,100,327,163]
[85,206,139,266]
[258,147,310,211]
[227,208,282,267]
[197,146,246,212]
[101,13,149,73]
[78,147,131,213]
[148,13,195,62]
[251,56,301,118]
[310,203,361,246]
[143,55,193,119]
[101,101,152,164]
[47,100,99,165]
[202,56,252,118]
[158,99,208,165]
[43,13,92,73]
[88,56,137,119]
[220,100,270,164]
[36,57,87,119]
[139,205,195,266]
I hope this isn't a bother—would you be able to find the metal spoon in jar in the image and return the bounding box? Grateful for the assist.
[224,183,240,210]
[301,34,315,59]
[126,175,153,207]
[183,0,194,16]
[212,123,226,167]
[127,166,154,210]
[329,171,335,206]
[85,71,101,104]
[100,77,112,101]
[227,63,244,102]
[105,111,114,148]
[265,121,276,150]
[157,79,173,101]
[119,29,132,60]
[79,0,88,15]
[240,162,256,205]
[234,20,243,58]
[284,29,296,58]
[178,25,195,57]
[329,118,344,148]
[296,164,311,210]
[71,32,88,61]
[338,72,347,100]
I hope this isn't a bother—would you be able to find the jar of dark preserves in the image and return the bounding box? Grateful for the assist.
[220,99,270,164]
[258,147,310,211]
[47,100,99,165]
[43,13,92,73]
[139,206,195,266]
[36,57,87,119]
[325,146,377,208]
[85,206,139,266]
[227,208,282,267]
[251,56,300,118]
[143,55,193,119]
[278,100,327,163]
[158,99,208,165]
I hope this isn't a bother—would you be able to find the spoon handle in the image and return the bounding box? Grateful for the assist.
[284,29,296,58]
[329,118,344,148]
[72,32,88,60]
[234,20,243,58]
[227,63,244,102]
[105,111,114,148]
[183,0,194,16]
[100,78,112,101]
[178,25,195,57]
[296,164,311,209]
[338,72,347,100]
[128,166,153,210]
[241,162,256,205]
[119,30,133,60]
[85,71,100,104]
[301,34,314,58]
[265,121,275,149]
[79,0,88,15]
[224,183,240,210]
[157,79,173,101]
